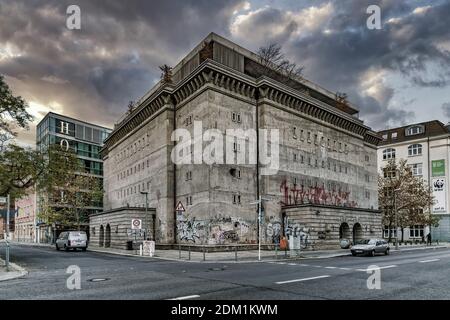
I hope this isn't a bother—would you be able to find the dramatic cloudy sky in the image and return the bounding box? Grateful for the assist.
[1,0,449,145]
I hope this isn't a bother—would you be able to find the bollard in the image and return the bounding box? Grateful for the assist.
[179,244,181,259]
[188,246,191,260]
[139,244,143,256]
[203,247,206,261]
[235,246,238,262]
[275,245,278,260]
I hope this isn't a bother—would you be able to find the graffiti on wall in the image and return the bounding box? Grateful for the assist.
[177,217,204,242]
[280,180,358,208]
[177,215,253,244]
[285,218,312,249]
[266,221,282,244]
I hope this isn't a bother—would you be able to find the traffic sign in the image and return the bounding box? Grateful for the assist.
[175,201,185,212]
[0,197,6,204]
[131,219,142,230]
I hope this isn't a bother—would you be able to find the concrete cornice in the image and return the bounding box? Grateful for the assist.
[103,59,381,156]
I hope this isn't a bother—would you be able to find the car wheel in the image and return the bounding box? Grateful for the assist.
[370,250,375,257]
[351,252,356,256]
[82,247,87,252]
[64,245,69,252]
[385,249,390,255]
[56,244,60,251]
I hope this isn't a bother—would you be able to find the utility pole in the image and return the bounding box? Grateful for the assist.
[250,195,270,261]
[140,191,149,239]
[394,188,399,250]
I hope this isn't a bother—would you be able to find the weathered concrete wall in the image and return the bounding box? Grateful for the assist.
[103,108,175,243]
[282,205,382,250]
[175,89,258,244]
[89,207,156,249]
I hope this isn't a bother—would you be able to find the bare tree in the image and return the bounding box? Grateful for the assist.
[378,159,438,242]
[257,43,303,80]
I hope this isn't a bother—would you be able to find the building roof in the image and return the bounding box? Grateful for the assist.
[378,120,450,146]
[37,112,112,131]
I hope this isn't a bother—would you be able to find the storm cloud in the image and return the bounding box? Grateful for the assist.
[1,0,449,145]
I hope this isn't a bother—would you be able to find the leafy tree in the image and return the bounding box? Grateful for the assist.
[0,74,33,139]
[0,144,46,199]
[378,159,438,242]
[36,146,103,229]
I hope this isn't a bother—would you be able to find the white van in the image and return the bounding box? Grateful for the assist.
[56,231,88,251]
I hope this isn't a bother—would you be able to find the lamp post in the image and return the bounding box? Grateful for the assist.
[249,195,271,261]
[393,188,401,250]
[140,191,150,240]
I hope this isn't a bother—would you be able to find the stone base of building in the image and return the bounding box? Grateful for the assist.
[89,207,156,250]
[282,204,382,250]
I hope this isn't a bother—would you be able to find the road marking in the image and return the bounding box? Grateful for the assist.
[325,266,337,269]
[168,295,200,300]
[288,263,297,266]
[299,264,309,266]
[276,275,330,285]
[339,268,352,271]
[356,265,397,272]
[419,259,440,263]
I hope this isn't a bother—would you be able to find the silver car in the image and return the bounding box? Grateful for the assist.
[351,239,390,257]
[56,231,88,251]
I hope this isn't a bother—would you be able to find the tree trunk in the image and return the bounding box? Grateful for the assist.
[401,227,404,243]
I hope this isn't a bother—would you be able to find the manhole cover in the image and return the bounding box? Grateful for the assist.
[208,267,225,272]
[88,278,109,282]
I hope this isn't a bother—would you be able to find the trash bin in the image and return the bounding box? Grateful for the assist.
[126,240,133,250]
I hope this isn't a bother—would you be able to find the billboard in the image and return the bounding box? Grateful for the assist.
[432,178,446,213]
[432,160,445,177]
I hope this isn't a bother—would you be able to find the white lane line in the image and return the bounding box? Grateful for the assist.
[356,265,397,272]
[288,263,297,266]
[339,268,352,271]
[419,259,440,263]
[299,264,309,267]
[168,295,200,300]
[276,275,330,285]
[325,266,337,269]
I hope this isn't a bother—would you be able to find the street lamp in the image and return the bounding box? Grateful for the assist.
[393,188,401,250]
[249,195,271,261]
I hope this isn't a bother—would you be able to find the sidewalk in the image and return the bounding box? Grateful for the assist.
[0,257,28,282]
[6,240,450,263]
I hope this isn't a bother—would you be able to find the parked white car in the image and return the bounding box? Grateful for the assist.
[56,231,88,251]
[351,239,390,257]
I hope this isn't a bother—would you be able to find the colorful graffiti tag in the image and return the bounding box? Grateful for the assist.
[280,180,358,208]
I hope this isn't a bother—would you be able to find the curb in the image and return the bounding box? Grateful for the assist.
[7,241,449,264]
[0,258,28,282]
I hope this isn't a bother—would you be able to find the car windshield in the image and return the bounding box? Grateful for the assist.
[356,239,376,245]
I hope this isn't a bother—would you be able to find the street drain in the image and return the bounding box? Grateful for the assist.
[88,278,109,282]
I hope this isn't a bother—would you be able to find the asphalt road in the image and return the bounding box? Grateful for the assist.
[1,244,450,300]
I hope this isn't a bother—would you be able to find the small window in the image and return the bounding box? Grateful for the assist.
[382,134,388,140]
[293,127,297,139]
[383,148,396,160]
[307,132,311,142]
[409,163,423,176]
[406,126,424,136]
[391,132,398,140]
[293,153,297,161]
[408,144,422,156]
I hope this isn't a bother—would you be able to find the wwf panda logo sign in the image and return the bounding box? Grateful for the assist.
[434,179,444,190]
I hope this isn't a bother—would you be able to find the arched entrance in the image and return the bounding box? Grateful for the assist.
[99,225,104,247]
[353,223,363,244]
[339,223,351,240]
[105,224,111,248]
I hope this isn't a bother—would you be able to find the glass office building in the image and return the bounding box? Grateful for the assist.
[36,112,111,241]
